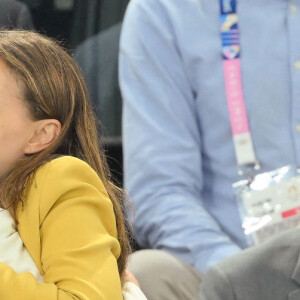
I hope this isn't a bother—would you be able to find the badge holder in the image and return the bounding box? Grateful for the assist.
[234,166,300,246]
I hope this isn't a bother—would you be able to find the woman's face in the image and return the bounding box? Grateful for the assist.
[0,59,36,180]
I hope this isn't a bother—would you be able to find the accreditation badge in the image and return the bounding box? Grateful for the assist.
[234,166,300,246]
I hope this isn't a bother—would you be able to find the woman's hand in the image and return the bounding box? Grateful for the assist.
[125,270,140,288]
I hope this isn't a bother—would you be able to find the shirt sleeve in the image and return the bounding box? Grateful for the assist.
[0,157,123,300]
[119,0,241,273]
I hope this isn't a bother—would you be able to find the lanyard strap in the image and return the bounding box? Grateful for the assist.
[220,0,259,169]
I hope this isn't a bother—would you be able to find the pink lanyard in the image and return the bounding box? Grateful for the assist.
[220,1,259,171]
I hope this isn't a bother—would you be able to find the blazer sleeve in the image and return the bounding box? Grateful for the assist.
[200,265,236,300]
[0,156,123,300]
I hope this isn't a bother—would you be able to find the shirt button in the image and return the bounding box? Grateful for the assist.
[296,124,300,133]
[294,61,300,69]
[290,5,298,13]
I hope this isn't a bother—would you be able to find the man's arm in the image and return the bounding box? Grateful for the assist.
[120,0,241,273]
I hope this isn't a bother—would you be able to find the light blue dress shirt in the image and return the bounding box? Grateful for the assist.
[119,0,300,273]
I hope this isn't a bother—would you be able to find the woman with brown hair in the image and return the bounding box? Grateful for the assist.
[0,29,134,299]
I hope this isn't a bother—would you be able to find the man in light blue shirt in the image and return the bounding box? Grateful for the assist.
[120,0,300,298]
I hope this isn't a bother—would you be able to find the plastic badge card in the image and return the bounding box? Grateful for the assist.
[234,166,300,246]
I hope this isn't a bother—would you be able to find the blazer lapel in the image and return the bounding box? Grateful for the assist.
[288,289,300,300]
[289,250,300,300]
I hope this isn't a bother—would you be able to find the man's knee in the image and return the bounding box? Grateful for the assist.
[128,249,202,300]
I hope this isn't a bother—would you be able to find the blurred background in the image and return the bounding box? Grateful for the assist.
[14,0,130,185]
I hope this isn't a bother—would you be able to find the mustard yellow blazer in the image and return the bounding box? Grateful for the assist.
[0,156,123,299]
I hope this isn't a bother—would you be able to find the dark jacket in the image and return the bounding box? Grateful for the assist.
[74,23,122,137]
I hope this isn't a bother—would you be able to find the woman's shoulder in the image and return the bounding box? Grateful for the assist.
[23,156,113,231]
[34,156,102,189]
[28,156,109,215]
[38,155,94,173]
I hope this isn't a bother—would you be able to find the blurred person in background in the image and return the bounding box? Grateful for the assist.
[119,0,300,299]
[0,0,34,29]
[74,22,122,137]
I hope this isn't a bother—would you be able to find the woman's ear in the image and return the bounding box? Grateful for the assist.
[24,119,62,154]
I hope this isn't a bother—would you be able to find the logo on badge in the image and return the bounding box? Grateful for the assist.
[223,45,240,59]
[221,14,238,31]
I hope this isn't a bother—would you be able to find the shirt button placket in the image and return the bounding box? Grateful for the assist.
[288,2,300,165]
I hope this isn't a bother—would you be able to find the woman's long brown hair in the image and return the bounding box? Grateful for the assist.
[0,30,130,282]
